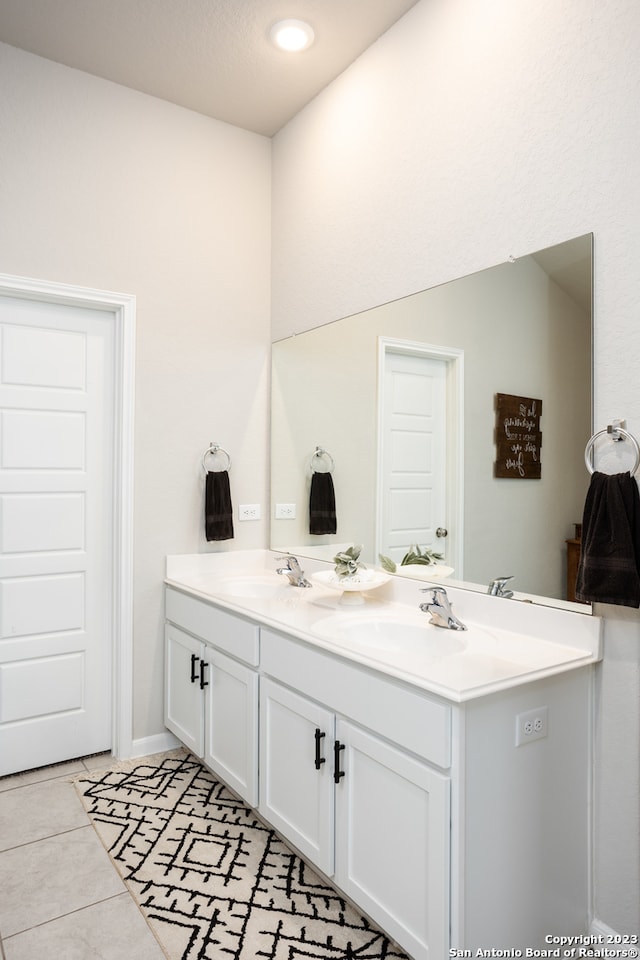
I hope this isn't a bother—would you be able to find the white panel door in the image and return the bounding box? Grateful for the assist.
[0,295,114,775]
[380,351,447,563]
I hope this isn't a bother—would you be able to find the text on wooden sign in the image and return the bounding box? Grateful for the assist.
[495,393,542,479]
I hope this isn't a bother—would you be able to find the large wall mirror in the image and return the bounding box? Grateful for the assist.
[271,234,593,612]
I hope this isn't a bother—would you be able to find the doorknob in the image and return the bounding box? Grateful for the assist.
[436,527,448,538]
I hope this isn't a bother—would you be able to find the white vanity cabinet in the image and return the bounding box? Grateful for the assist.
[164,586,259,806]
[259,628,451,960]
[163,566,596,959]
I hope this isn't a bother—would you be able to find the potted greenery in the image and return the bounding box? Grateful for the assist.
[379,544,452,579]
[333,544,366,579]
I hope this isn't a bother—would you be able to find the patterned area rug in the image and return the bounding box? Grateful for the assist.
[76,752,410,960]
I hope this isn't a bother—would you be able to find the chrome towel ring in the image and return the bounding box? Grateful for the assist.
[202,443,231,472]
[311,446,334,473]
[584,424,640,476]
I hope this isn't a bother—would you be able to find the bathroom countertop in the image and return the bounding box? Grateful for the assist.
[165,550,602,703]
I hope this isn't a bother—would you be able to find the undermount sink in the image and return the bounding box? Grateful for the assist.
[213,574,290,599]
[313,614,467,658]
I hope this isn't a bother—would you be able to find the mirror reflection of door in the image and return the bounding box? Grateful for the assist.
[377,339,463,575]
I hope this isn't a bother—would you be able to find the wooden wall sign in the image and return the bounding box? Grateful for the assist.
[495,393,542,479]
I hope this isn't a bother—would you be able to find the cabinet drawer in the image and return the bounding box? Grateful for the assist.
[165,587,259,665]
[261,629,451,769]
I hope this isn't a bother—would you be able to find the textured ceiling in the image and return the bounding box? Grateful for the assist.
[0,0,420,136]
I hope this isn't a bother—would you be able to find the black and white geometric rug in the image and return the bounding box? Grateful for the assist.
[76,752,411,960]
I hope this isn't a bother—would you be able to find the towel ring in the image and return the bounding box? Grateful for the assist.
[311,446,334,474]
[584,427,640,476]
[202,443,231,473]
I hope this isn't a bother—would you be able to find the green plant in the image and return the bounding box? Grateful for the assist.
[333,544,365,579]
[378,544,443,573]
[400,544,444,566]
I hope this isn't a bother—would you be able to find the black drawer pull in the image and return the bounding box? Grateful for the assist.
[314,728,326,770]
[199,659,209,690]
[333,740,345,783]
[190,653,199,683]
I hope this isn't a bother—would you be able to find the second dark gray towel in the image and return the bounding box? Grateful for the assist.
[309,471,337,535]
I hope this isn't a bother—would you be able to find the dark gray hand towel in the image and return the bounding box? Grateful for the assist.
[205,470,234,541]
[575,471,640,607]
[309,471,337,535]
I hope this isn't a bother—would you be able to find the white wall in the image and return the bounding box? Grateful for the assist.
[0,43,272,747]
[271,0,640,936]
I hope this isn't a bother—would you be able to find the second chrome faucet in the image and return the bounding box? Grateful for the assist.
[419,586,467,631]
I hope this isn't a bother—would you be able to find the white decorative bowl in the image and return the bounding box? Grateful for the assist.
[312,569,390,604]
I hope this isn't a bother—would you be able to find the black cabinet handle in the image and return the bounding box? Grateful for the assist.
[333,740,345,783]
[199,659,209,690]
[314,728,326,770]
[190,653,199,683]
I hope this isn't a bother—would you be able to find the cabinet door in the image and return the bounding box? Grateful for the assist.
[203,648,258,807]
[335,719,450,960]
[259,677,334,875]
[164,624,204,756]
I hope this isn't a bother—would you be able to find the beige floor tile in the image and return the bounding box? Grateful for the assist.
[0,759,86,793]
[80,751,115,772]
[0,777,88,851]
[0,825,125,937]
[2,893,167,960]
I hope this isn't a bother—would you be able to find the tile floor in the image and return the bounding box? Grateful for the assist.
[0,754,167,960]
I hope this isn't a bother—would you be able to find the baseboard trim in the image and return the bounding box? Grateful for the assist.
[131,731,181,759]
[590,918,627,941]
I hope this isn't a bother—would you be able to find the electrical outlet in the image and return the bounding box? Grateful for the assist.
[275,503,296,519]
[238,503,261,521]
[515,706,548,746]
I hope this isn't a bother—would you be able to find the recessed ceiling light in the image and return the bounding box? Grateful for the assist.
[270,19,315,52]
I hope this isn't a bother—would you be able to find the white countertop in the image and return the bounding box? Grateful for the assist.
[165,550,602,703]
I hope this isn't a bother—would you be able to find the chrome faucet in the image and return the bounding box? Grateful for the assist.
[419,586,467,631]
[275,555,312,588]
[488,576,514,599]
